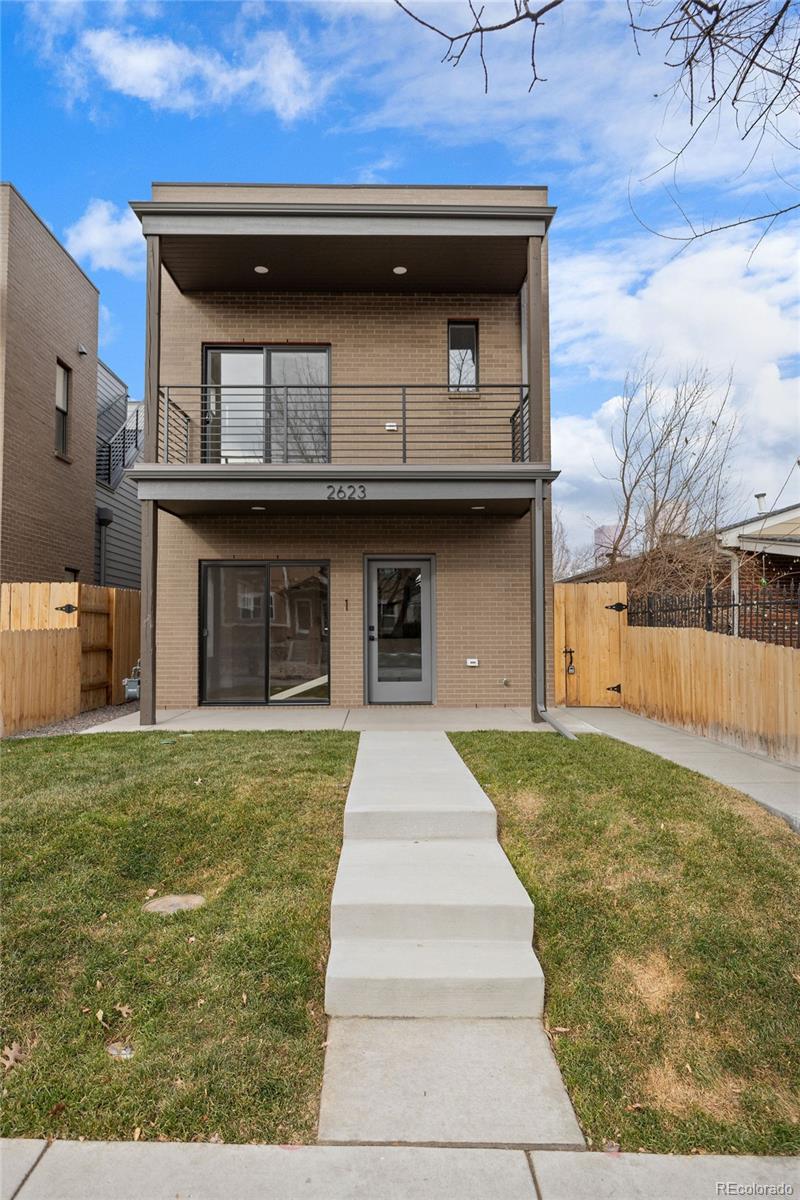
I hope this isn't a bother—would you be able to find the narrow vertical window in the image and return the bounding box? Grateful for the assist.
[448,322,478,390]
[55,361,70,456]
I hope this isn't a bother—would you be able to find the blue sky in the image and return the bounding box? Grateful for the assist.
[2,0,798,546]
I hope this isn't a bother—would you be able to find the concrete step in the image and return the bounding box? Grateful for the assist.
[325,938,544,1017]
[330,839,535,941]
[344,803,496,840]
[344,731,497,840]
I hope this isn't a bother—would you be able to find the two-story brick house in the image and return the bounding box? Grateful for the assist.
[129,183,558,723]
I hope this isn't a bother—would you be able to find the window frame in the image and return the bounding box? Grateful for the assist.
[447,320,479,392]
[55,360,71,457]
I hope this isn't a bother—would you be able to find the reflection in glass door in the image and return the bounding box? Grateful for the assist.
[366,559,433,703]
[202,564,267,702]
[204,347,329,464]
[201,563,329,704]
[268,564,330,701]
[205,350,265,463]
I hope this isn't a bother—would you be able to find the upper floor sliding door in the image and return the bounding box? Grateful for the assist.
[204,347,330,465]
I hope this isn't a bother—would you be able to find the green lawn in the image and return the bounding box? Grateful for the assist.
[452,732,800,1156]
[1,731,357,1144]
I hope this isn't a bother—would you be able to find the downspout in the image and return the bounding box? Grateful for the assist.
[531,480,577,740]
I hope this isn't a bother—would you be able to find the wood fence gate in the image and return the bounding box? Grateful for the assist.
[553,581,627,707]
[0,582,140,735]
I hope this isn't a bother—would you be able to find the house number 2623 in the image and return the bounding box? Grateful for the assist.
[326,484,367,500]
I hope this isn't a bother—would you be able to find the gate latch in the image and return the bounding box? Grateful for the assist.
[563,646,576,676]
[607,683,622,693]
[55,603,78,614]
[605,602,628,612]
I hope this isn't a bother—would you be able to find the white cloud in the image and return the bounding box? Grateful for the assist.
[64,199,144,278]
[68,24,320,120]
[99,302,119,347]
[357,152,402,183]
[550,225,800,547]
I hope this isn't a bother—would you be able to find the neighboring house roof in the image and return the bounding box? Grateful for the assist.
[718,503,800,556]
[558,504,800,585]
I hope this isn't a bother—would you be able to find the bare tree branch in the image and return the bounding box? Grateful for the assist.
[395,0,800,242]
[393,0,567,93]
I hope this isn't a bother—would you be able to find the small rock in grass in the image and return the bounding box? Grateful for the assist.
[107,1042,134,1060]
[142,894,205,915]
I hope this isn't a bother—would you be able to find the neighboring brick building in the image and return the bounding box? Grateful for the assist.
[130,183,558,720]
[0,183,99,582]
[0,185,141,589]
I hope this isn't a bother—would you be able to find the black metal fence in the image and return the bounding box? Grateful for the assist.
[627,582,799,648]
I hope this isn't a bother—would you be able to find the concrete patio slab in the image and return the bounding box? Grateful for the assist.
[530,1149,799,1200]
[11,1141,538,1200]
[82,705,594,735]
[318,1017,584,1148]
[573,708,799,830]
[0,1139,47,1200]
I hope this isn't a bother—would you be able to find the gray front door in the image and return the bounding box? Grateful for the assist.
[366,558,433,703]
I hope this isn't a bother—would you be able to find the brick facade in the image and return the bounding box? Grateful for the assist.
[0,185,98,582]
[160,274,522,389]
[157,510,533,708]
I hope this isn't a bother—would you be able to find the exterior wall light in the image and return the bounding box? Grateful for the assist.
[254,265,269,274]
[392,266,407,275]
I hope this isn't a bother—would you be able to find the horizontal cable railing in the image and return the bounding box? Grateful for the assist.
[156,384,533,466]
[96,404,144,486]
[627,582,800,648]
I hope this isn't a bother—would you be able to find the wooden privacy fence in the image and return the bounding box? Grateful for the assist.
[554,582,799,765]
[622,626,799,765]
[0,582,140,736]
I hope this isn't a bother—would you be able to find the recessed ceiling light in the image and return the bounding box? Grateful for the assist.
[470,505,486,510]
[392,266,407,275]
[251,505,266,511]
[254,265,269,274]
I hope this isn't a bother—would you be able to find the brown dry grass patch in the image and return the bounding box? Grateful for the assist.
[615,950,687,1015]
[642,1061,746,1123]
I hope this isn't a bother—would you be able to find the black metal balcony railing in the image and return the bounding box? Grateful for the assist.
[96,404,144,486]
[157,385,532,466]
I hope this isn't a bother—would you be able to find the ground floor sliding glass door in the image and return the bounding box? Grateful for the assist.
[200,562,329,704]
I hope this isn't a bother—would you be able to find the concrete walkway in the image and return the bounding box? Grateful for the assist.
[82,705,595,734]
[574,707,800,830]
[3,1140,797,1200]
[317,731,583,1148]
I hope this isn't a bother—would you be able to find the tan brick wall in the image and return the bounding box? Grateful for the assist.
[160,274,521,386]
[0,185,98,582]
[156,510,533,709]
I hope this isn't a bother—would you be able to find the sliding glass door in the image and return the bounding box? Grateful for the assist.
[204,347,329,464]
[201,562,329,704]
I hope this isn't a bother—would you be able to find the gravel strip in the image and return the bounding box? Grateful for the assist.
[7,702,140,739]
